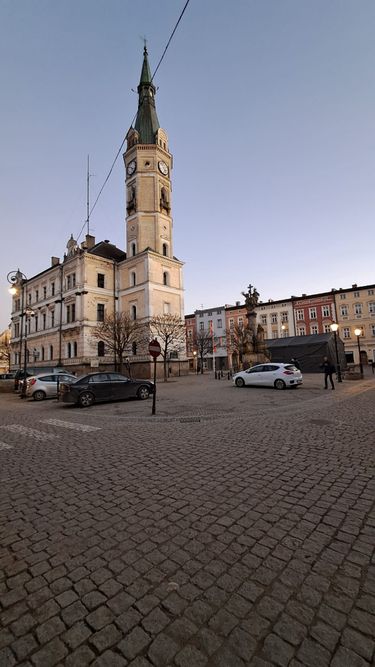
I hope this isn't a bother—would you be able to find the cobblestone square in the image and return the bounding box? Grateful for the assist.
[0,373,374,665]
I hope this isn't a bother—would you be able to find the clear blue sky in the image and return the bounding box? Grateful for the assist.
[1,0,374,330]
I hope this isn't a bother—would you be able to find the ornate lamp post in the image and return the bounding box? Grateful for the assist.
[354,328,364,377]
[7,270,27,372]
[193,350,197,374]
[330,322,342,383]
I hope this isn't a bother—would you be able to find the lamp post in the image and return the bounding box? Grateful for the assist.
[7,270,27,372]
[281,324,286,338]
[354,328,364,377]
[330,322,342,383]
[193,350,197,374]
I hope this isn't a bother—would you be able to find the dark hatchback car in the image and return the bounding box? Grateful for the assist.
[60,372,154,407]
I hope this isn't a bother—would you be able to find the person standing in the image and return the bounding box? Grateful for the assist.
[291,358,301,370]
[321,356,335,389]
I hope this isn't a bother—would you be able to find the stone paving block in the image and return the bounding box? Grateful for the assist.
[228,626,257,661]
[147,632,180,666]
[35,615,65,644]
[89,622,122,652]
[331,646,370,667]
[65,645,96,667]
[30,637,68,666]
[141,606,170,634]
[263,633,295,666]
[61,601,88,627]
[11,633,38,661]
[63,620,92,650]
[296,637,331,667]
[118,625,151,660]
[0,646,17,666]
[273,613,307,646]
[341,626,375,661]
[174,644,207,667]
[211,643,246,666]
[91,649,127,666]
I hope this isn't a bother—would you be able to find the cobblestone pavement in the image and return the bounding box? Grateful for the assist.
[0,374,374,666]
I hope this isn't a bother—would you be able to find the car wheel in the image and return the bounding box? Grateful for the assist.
[33,390,46,401]
[235,377,245,388]
[137,385,150,400]
[274,379,286,390]
[79,391,94,407]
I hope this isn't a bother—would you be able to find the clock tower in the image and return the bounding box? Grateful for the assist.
[118,46,184,330]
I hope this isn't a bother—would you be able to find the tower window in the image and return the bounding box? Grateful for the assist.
[163,272,169,286]
[131,243,136,256]
[162,243,168,257]
[131,272,136,287]
[97,273,105,288]
[131,305,137,320]
[97,304,105,322]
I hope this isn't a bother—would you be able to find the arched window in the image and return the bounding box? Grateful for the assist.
[132,342,137,356]
[67,342,71,358]
[131,305,137,320]
[162,243,168,257]
[98,341,105,357]
[131,272,136,287]
[131,242,136,256]
[50,345,53,360]
[73,342,77,357]
[163,271,168,286]
[41,346,45,361]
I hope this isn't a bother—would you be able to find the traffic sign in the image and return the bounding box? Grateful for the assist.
[149,339,161,358]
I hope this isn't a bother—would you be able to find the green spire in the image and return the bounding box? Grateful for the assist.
[134,46,160,144]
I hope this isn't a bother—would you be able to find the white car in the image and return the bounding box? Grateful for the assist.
[25,373,77,401]
[233,363,303,390]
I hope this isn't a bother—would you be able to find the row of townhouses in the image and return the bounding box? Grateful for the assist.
[185,283,375,371]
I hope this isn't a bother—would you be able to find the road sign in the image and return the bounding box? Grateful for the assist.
[149,339,161,358]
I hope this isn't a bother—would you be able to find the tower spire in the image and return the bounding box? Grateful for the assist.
[134,46,160,144]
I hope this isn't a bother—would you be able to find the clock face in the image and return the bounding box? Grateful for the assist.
[158,160,168,176]
[127,160,136,176]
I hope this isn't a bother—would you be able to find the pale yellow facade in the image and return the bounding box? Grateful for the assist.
[335,284,375,364]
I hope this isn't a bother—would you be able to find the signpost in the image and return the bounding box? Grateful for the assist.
[149,339,161,415]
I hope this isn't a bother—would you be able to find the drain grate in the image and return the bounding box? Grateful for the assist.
[179,416,201,423]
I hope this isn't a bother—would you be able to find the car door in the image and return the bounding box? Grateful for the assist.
[39,375,57,397]
[107,373,131,400]
[244,365,264,386]
[261,365,280,387]
[87,373,113,402]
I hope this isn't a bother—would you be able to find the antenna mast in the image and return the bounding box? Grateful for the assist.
[86,155,90,236]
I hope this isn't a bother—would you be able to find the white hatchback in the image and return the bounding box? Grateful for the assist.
[233,363,303,390]
[25,373,77,401]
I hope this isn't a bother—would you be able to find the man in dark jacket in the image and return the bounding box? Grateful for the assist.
[321,356,335,389]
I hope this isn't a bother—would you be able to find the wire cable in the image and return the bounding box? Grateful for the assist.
[79,0,191,238]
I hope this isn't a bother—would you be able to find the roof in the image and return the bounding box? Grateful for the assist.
[89,241,126,262]
[265,333,332,348]
[133,47,160,144]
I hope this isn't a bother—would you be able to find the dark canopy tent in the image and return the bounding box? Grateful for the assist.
[265,333,347,373]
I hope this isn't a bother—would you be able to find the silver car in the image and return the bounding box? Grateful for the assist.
[25,373,77,401]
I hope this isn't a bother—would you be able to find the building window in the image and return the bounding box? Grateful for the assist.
[163,272,168,286]
[340,293,346,300]
[97,304,105,321]
[163,302,171,315]
[217,319,222,328]
[371,325,375,336]
[311,325,318,334]
[28,293,31,305]
[343,328,350,339]
[67,342,71,358]
[368,302,375,314]
[354,303,362,315]
[98,341,105,357]
[42,313,46,330]
[368,289,374,296]
[131,243,136,256]
[296,309,304,321]
[271,314,277,324]
[51,282,55,296]
[51,311,55,327]
[229,318,234,329]
[261,315,267,325]
[43,286,47,299]
[34,316,38,332]
[238,317,243,329]
[322,305,330,317]
[298,326,306,336]
[73,342,77,357]
[132,342,137,355]
[353,291,359,298]
[131,272,136,287]
[35,290,39,302]
[50,345,53,360]
[217,309,222,314]
[162,243,168,257]
[41,346,45,361]
[324,324,331,333]
[309,307,317,320]
[281,312,288,323]
[131,305,137,320]
[66,274,76,289]
[66,303,76,323]
[199,321,204,331]
[340,305,348,316]
[14,323,20,338]
[97,273,105,288]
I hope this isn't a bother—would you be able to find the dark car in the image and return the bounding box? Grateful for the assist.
[60,372,154,407]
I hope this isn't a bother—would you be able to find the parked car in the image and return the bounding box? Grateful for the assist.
[233,363,303,390]
[59,372,154,407]
[14,367,68,390]
[25,373,77,401]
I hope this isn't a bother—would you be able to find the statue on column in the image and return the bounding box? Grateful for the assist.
[241,284,269,368]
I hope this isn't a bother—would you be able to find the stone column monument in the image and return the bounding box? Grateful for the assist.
[241,284,270,368]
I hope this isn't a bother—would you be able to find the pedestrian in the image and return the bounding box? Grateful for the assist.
[291,357,301,370]
[321,356,335,390]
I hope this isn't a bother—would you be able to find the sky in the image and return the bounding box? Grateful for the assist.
[1,0,374,330]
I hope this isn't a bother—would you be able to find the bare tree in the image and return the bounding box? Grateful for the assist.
[227,324,247,371]
[150,314,185,381]
[194,329,213,374]
[0,333,11,372]
[91,313,147,374]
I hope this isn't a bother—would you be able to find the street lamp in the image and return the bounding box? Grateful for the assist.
[354,328,364,377]
[330,322,342,383]
[281,324,286,338]
[193,350,198,374]
[7,270,27,373]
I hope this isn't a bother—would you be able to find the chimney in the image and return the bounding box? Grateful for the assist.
[352,283,357,289]
[51,257,60,267]
[235,301,240,306]
[85,234,95,249]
